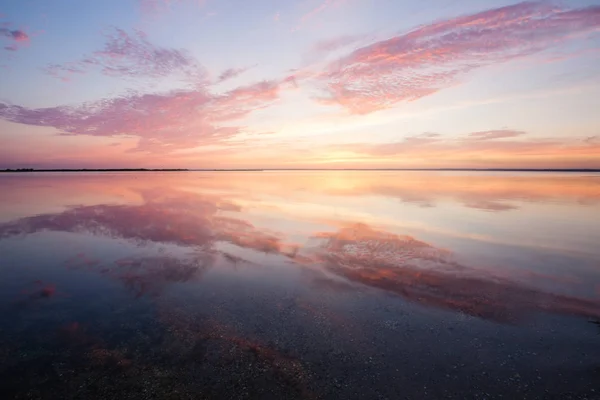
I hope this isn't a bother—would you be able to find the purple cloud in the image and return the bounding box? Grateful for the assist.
[216,65,254,83]
[317,2,600,114]
[0,28,28,41]
[0,26,30,51]
[45,28,207,86]
[309,35,362,57]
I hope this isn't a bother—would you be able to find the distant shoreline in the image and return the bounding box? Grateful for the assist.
[0,168,189,172]
[2,168,600,173]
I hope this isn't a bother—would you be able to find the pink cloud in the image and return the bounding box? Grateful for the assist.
[214,80,281,109]
[0,26,30,51]
[0,78,292,154]
[318,2,600,114]
[45,28,207,86]
[0,28,28,41]
[327,129,600,168]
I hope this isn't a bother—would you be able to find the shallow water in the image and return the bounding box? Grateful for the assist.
[0,171,599,399]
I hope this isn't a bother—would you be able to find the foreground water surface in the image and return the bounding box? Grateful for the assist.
[0,171,599,399]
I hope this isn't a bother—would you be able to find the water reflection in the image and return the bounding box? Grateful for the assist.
[12,280,63,311]
[320,173,600,210]
[0,188,283,253]
[0,172,599,398]
[1,174,598,323]
[110,256,214,298]
[0,185,298,299]
[300,223,600,323]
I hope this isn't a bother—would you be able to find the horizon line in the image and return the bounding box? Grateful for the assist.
[2,168,600,173]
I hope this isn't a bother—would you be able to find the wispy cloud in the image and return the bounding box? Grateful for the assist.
[325,130,600,168]
[45,28,207,85]
[585,135,599,144]
[317,2,600,114]
[311,35,361,54]
[216,65,254,83]
[305,34,363,63]
[468,130,527,141]
[0,78,292,154]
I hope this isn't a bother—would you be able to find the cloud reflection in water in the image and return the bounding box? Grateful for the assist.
[0,172,598,324]
[299,223,600,323]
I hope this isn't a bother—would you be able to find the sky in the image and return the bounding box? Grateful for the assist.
[0,0,600,169]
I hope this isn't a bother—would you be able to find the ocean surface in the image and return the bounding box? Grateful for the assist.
[0,171,599,399]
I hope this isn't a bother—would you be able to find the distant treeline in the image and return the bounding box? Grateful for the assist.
[1,168,189,172]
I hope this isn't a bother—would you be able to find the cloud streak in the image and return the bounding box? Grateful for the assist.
[468,130,527,141]
[318,2,600,113]
[316,130,600,168]
[216,66,254,83]
[311,35,361,54]
[346,130,594,155]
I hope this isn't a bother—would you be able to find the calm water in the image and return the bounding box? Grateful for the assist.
[0,171,599,399]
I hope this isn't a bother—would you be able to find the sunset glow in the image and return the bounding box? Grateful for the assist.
[1,0,600,169]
